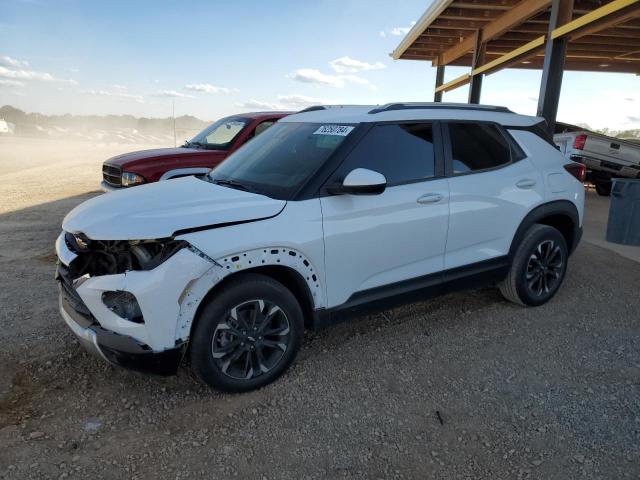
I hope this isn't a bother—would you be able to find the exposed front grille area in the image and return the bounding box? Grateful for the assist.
[102,163,122,187]
[56,262,92,318]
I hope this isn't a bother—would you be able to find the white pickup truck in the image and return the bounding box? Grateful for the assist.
[554,123,640,196]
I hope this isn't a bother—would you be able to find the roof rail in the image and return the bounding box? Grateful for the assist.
[368,102,513,114]
[297,105,327,113]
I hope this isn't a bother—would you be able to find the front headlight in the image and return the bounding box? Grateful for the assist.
[121,171,145,187]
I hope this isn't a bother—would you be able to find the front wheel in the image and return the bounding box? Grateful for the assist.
[499,224,568,307]
[190,273,304,392]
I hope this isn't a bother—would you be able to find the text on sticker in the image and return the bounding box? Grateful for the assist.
[313,125,354,136]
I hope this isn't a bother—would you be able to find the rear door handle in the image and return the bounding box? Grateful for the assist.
[516,179,537,189]
[417,193,443,204]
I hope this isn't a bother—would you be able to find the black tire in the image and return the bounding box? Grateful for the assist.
[499,224,568,307]
[594,180,611,196]
[190,273,304,392]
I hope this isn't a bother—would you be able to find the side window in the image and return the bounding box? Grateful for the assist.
[448,123,511,174]
[340,123,436,185]
[254,120,275,137]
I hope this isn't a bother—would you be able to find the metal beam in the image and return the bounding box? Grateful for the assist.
[537,0,574,132]
[403,0,640,63]
[430,19,490,30]
[439,0,551,65]
[436,73,472,92]
[468,29,486,103]
[392,0,455,60]
[434,0,640,93]
[441,58,640,72]
[440,8,503,21]
[434,64,446,102]
[450,0,518,10]
[552,0,639,38]
[472,36,546,75]
[487,38,640,50]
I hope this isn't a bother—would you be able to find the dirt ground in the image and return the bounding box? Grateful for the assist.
[1,137,639,479]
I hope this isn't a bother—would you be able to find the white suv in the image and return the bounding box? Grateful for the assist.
[56,103,585,392]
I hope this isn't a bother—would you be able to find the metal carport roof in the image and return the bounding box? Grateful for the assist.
[391,0,640,112]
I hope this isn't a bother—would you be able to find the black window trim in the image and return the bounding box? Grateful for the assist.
[249,119,277,139]
[316,120,446,196]
[442,120,526,178]
[506,119,556,148]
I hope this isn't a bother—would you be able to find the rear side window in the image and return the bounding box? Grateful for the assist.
[340,123,436,184]
[448,123,511,174]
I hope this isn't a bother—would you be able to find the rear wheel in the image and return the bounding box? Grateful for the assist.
[190,273,304,392]
[499,224,568,307]
[594,180,611,196]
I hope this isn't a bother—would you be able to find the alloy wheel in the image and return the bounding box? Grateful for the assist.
[211,299,291,380]
[525,239,564,297]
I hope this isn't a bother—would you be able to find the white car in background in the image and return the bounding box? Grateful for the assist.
[56,103,585,392]
[554,122,640,196]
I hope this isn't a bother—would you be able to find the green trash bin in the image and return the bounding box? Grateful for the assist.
[606,178,640,246]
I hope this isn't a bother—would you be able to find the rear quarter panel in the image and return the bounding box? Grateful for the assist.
[510,129,585,226]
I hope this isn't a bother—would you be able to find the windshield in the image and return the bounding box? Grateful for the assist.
[209,122,354,199]
[187,116,249,150]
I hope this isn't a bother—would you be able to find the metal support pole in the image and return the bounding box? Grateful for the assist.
[468,29,486,104]
[434,64,445,102]
[537,0,574,132]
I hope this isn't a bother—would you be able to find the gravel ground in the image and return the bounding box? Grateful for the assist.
[1,138,639,479]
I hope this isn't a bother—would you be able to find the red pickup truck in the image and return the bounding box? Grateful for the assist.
[101,111,291,191]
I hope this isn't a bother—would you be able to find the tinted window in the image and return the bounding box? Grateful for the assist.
[340,124,436,184]
[448,123,511,174]
[254,120,275,137]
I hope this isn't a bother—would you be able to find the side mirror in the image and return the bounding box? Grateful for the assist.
[328,168,387,195]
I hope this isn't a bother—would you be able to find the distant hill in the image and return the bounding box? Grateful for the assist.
[0,105,211,144]
[558,119,640,139]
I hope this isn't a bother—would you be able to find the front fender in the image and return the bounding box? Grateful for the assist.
[174,246,325,343]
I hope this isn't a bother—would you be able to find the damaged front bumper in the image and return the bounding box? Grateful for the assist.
[54,232,218,376]
[57,288,184,375]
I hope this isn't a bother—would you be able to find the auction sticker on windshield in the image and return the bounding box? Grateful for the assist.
[313,125,354,136]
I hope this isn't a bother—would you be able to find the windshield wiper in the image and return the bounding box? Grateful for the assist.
[213,178,252,192]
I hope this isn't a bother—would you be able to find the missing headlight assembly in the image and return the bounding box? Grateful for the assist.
[64,231,189,278]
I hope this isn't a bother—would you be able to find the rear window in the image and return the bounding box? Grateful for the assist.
[448,123,512,174]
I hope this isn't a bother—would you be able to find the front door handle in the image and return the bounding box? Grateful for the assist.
[417,193,443,204]
[516,179,537,189]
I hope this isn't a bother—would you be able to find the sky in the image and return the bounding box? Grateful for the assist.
[0,0,639,130]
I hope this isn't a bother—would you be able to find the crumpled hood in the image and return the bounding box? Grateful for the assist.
[63,176,286,240]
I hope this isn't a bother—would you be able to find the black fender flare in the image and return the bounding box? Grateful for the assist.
[508,200,581,258]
